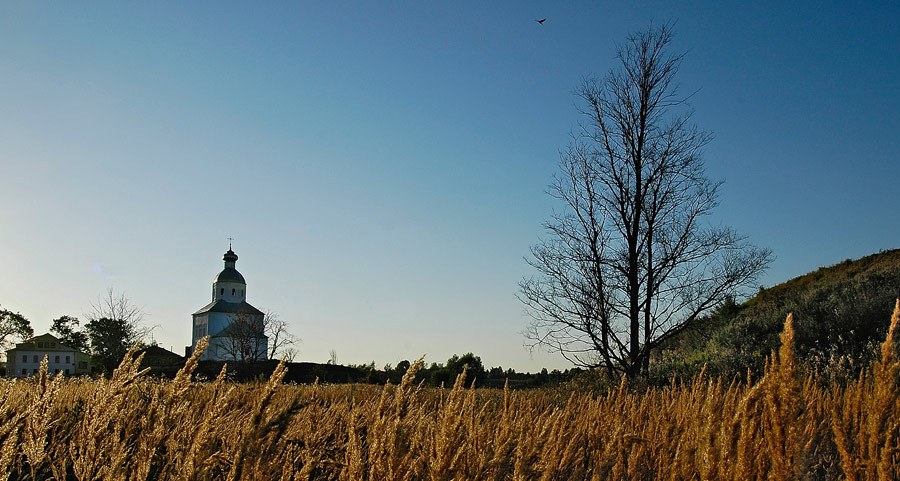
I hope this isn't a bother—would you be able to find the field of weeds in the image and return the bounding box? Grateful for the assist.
[2,304,900,480]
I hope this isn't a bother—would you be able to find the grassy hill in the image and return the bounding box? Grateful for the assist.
[651,249,900,382]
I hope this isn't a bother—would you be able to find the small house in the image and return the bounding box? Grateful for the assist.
[5,333,93,377]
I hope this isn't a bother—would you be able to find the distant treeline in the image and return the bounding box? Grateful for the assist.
[348,353,585,389]
[130,353,583,389]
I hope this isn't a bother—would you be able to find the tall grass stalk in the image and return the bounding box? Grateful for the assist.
[2,306,900,479]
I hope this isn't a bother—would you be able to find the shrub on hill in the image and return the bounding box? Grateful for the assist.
[651,249,900,383]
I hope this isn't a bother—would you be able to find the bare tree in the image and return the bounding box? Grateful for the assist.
[220,309,299,362]
[89,287,144,326]
[221,310,268,362]
[280,347,298,362]
[519,23,773,379]
[264,310,299,360]
[85,288,150,374]
[88,287,154,340]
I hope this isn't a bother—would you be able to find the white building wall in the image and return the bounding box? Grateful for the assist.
[192,249,268,362]
[206,334,269,362]
[213,282,246,303]
[192,314,209,350]
[207,312,233,337]
[10,350,77,377]
[197,312,268,361]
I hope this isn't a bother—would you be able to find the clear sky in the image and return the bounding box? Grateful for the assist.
[1,2,898,372]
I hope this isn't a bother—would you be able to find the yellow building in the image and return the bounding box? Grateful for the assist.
[5,333,93,377]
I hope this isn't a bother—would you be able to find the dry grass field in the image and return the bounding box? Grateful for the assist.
[2,303,900,480]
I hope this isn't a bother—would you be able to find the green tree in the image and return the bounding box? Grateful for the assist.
[396,359,411,373]
[429,367,453,387]
[50,315,89,352]
[0,307,33,351]
[85,317,139,374]
[385,360,411,384]
[445,353,485,386]
[85,289,146,374]
[532,368,550,387]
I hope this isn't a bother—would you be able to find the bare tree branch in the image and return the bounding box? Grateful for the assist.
[519,23,773,379]
[220,310,268,362]
[263,309,300,361]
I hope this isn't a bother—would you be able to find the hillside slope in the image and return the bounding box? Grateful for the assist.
[653,249,900,381]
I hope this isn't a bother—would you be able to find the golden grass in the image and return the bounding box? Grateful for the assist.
[2,304,900,480]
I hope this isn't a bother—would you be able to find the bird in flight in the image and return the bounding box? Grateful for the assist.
[536,18,547,24]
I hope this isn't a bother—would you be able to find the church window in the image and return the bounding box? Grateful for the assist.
[221,288,224,295]
[232,288,236,296]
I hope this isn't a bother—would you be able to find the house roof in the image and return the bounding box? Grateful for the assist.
[192,299,264,316]
[9,333,88,354]
[136,345,184,359]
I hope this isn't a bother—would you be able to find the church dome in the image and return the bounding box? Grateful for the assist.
[214,248,246,284]
[215,267,246,284]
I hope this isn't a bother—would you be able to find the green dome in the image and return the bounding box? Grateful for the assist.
[215,267,245,284]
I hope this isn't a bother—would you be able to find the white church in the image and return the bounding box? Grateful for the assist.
[190,247,268,361]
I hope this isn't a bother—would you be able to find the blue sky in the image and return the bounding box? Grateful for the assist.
[1,2,898,372]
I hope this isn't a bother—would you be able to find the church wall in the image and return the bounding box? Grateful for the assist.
[194,311,267,361]
[213,282,246,303]
[193,249,269,362]
[192,314,210,348]
[207,312,234,337]
[206,333,269,361]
